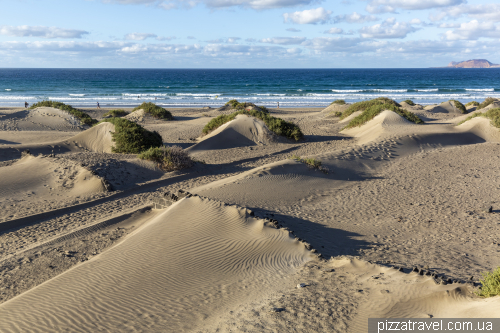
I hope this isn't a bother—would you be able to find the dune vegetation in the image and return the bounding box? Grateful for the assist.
[133,102,173,120]
[290,155,329,174]
[476,266,500,297]
[100,117,163,154]
[457,108,500,128]
[466,101,480,107]
[477,97,498,110]
[103,109,128,118]
[202,109,303,141]
[138,146,193,171]
[343,103,423,129]
[450,100,467,114]
[403,99,415,106]
[225,99,269,112]
[330,99,346,105]
[338,97,401,120]
[29,101,97,126]
[334,97,423,129]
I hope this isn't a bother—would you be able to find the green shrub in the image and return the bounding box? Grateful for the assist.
[476,267,500,297]
[334,111,342,117]
[225,99,247,110]
[100,117,163,154]
[225,99,269,113]
[290,155,329,173]
[138,146,193,171]
[343,103,423,129]
[258,105,269,113]
[103,109,128,118]
[330,99,346,105]
[202,109,303,141]
[403,99,415,106]
[29,100,97,126]
[466,101,480,107]
[450,100,466,114]
[339,97,401,120]
[478,97,497,110]
[133,102,173,120]
[457,108,500,128]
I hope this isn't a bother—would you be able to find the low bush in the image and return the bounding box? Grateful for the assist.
[290,155,329,173]
[343,103,423,129]
[225,99,269,113]
[133,102,173,120]
[457,108,500,128]
[334,111,342,117]
[225,99,247,110]
[403,99,415,106]
[477,97,498,110]
[138,146,193,171]
[339,97,401,120]
[466,101,480,107]
[330,99,346,105]
[476,266,500,297]
[103,109,128,118]
[202,109,303,141]
[100,117,163,154]
[29,100,97,126]
[450,100,467,114]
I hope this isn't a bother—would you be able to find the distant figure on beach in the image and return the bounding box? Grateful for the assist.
[24,101,29,108]
[155,97,157,100]
[97,102,100,109]
[277,102,279,109]
[138,96,140,99]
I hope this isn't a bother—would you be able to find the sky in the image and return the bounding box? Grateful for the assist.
[1,0,500,68]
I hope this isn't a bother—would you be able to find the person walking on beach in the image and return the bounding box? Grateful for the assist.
[277,102,279,109]
[24,101,29,108]
[97,102,100,109]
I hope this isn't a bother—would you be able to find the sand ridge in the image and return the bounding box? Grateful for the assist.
[187,114,279,154]
[0,196,313,332]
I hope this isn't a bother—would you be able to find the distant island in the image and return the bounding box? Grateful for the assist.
[446,59,500,68]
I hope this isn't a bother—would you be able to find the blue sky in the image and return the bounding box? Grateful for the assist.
[1,0,499,67]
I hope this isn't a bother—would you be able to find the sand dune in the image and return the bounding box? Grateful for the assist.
[342,110,416,144]
[62,121,114,153]
[0,107,87,131]
[2,105,500,333]
[0,154,106,204]
[425,101,463,114]
[187,114,277,153]
[0,196,311,332]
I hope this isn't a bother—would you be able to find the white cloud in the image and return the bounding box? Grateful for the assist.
[206,37,241,43]
[156,36,176,41]
[104,0,317,10]
[324,28,344,34]
[283,7,332,25]
[433,4,500,22]
[0,25,89,39]
[366,0,465,14]
[443,20,500,40]
[286,28,301,32]
[124,33,157,40]
[439,22,460,28]
[260,37,306,45]
[360,18,418,38]
[333,12,378,24]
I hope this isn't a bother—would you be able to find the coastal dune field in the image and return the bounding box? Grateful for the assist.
[0,99,499,332]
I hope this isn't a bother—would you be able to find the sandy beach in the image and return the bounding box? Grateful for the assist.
[0,100,499,332]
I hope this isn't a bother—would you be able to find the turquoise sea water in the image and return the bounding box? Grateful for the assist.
[1,68,499,108]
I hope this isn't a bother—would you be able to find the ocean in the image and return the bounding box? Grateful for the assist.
[1,68,499,108]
